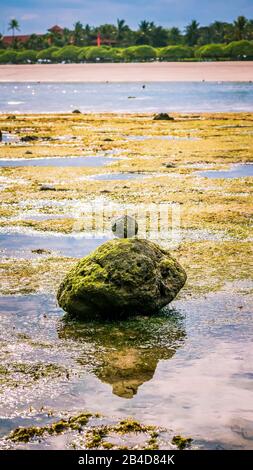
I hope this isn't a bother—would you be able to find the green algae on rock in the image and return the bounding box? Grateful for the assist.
[57,238,187,319]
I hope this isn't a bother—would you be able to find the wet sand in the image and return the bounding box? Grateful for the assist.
[1,61,253,82]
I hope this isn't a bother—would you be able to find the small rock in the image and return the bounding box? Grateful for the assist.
[128,96,136,99]
[103,138,113,142]
[72,109,81,114]
[25,150,33,155]
[39,184,56,191]
[153,113,174,121]
[21,135,39,142]
[7,115,16,120]
[31,248,51,255]
[112,215,138,239]
[163,163,176,168]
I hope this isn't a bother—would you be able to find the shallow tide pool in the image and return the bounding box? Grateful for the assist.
[0,287,252,449]
[197,163,253,179]
[0,155,120,168]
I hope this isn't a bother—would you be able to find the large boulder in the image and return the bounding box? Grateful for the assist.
[57,238,186,319]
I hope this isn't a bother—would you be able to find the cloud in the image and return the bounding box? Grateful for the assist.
[21,14,39,21]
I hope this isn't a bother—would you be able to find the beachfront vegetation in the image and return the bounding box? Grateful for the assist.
[159,45,194,60]
[0,15,253,63]
[0,40,252,63]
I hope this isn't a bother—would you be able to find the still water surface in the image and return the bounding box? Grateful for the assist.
[0,285,252,449]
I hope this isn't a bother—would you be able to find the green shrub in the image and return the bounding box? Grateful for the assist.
[0,50,18,64]
[159,45,193,60]
[224,40,253,59]
[77,47,94,61]
[123,45,157,61]
[108,48,123,62]
[195,44,225,59]
[37,47,60,61]
[85,47,122,62]
[52,46,82,62]
[16,50,38,64]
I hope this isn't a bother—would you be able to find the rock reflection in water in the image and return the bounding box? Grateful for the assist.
[58,312,186,399]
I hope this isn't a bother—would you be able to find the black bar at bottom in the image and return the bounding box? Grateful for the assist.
[0,450,252,467]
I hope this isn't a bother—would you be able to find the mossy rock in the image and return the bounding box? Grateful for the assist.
[57,239,187,319]
[153,113,174,121]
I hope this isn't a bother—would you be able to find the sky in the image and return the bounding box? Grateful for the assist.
[0,0,253,35]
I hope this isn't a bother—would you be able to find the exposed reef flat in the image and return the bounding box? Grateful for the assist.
[0,111,252,450]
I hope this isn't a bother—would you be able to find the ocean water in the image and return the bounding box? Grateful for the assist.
[0,81,253,113]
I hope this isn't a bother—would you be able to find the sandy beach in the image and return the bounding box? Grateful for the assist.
[0,61,252,82]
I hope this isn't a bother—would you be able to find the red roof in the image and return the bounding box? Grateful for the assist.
[48,25,64,33]
[2,35,32,45]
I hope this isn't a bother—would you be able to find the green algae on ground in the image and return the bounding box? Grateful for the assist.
[85,426,109,448]
[8,411,94,443]
[172,435,193,449]
[113,418,154,434]
[85,419,155,449]
[8,414,175,450]
[9,426,45,443]
[0,361,68,390]
[145,431,160,450]
[9,362,66,381]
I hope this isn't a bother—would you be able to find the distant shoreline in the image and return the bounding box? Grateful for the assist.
[1,62,252,82]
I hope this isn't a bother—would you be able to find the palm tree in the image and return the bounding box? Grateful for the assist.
[139,20,151,34]
[209,21,226,43]
[98,24,117,44]
[234,16,248,40]
[116,19,128,41]
[151,26,168,47]
[8,18,20,44]
[185,20,200,46]
[73,21,84,45]
[247,20,253,40]
[168,27,182,45]
[136,20,154,44]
